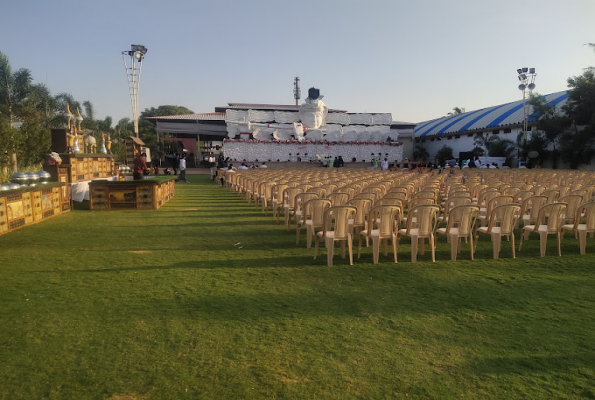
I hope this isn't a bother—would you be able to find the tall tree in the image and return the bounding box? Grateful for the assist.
[528,93,569,168]
[0,52,36,172]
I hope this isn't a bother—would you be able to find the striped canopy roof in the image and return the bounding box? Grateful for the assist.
[415,91,569,138]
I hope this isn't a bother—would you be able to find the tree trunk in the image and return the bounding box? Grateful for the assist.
[11,152,17,172]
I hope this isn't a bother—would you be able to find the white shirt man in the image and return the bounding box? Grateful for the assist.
[380,158,389,171]
[238,163,249,170]
[259,162,268,169]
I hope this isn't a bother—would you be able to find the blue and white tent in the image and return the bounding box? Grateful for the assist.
[415,91,569,138]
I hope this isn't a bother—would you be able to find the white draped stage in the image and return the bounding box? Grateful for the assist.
[223,140,403,163]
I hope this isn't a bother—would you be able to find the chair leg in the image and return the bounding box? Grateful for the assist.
[430,234,436,262]
[383,238,388,256]
[313,236,319,260]
[392,235,398,263]
[348,234,353,265]
[357,234,363,258]
[539,232,547,257]
[326,237,334,266]
[492,234,501,259]
[511,233,516,259]
[307,226,313,249]
[518,229,525,251]
[557,232,562,256]
[411,236,418,262]
[296,225,301,245]
[450,235,458,261]
[469,234,474,260]
[372,237,380,264]
[420,237,426,255]
[579,230,587,255]
[340,241,346,259]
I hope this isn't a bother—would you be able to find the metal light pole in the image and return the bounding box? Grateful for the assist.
[122,44,148,137]
[517,67,536,166]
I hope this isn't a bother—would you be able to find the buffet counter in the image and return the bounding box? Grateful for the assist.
[89,177,176,210]
[0,182,69,236]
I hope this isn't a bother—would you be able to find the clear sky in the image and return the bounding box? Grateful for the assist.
[2,0,594,124]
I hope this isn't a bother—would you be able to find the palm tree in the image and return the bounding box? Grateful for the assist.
[447,107,465,116]
[0,52,34,171]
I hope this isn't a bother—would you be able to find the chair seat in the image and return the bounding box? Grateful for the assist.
[522,224,550,233]
[398,228,422,236]
[436,227,461,235]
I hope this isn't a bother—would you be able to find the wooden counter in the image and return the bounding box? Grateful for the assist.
[89,177,176,210]
[0,183,69,235]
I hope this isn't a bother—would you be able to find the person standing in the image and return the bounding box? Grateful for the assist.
[176,155,189,182]
[380,158,389,171]
[133,153,149,180]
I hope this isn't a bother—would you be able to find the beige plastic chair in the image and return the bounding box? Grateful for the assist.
[314,205,358,266]
[475,204,521,259]
[518,202,567,257]
[303,198,332,248]
[283,187,304,226]
[477,195,514,227]
[294,192,319,245]
[541,189,560,204]
[398,204,440,262]
[328,192,350,206]
[562,202,595,254]
[436,204,479,261]
[517,195,547,229]
[559,195,583,225]
[346,198,373,243]
[358,204,401,264]
[271,183,289,221]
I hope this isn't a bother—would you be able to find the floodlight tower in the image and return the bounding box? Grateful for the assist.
[122,44,148,137]
[517,67,536,143]
[293,76,301,106]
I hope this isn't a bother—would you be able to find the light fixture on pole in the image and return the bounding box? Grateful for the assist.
[122,44,148,137]
[517,67,536,141]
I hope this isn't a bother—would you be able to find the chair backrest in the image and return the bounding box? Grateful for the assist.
[323,205,357,240]
[334,187,356,199]
[520,195,547,219]
[367,204,401,237]
[273,184,289,200]
[581,202,595,231]
[307,187,327,198]
[515,190,535,203]
[541,189,560,204]
[375,198,404,208]
[294,192,319,220]
[407,197,435,211]
[405,205,440,236]
[446,204,480,236]
[559,195,583,221]
[444,196,472,214]
[353,192,378,204]
[535,202,567,233]
[413,191,437,201]
[448,190,471,199]
[283,187,304,208]
[478,190,500,207]
[383,191,407,201]
[346,198,373,227]
[328,192,350,206]
[303,198,332,226]
[486,204,521,235]
[486,195,514,215]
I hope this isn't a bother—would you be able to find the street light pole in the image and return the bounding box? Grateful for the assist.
[122,44,148,137]
[517,67,536,166]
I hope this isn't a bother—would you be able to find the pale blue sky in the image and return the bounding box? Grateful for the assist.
[2,0,594,124]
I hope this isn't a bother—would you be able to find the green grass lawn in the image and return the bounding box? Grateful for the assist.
[1,174,595,399]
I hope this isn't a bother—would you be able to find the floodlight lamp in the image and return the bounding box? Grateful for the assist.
[522,67,528,73]
[528,83,535,90]
[518,84,526,90]
[529,67,535,74]
[521,73,527,80]
[518,76,522,81]
[135,51,142,60]
[517,69,523,74]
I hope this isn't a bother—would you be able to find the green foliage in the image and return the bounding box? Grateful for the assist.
[447,106,465,116]
[560,124,595,169]
[138,105,194,158]
[474,132,515,163]
[435,145,453,166]
[413,144,429,161]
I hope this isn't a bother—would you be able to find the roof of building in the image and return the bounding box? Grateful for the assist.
[145,112,226,121]
[415,91,569,138]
